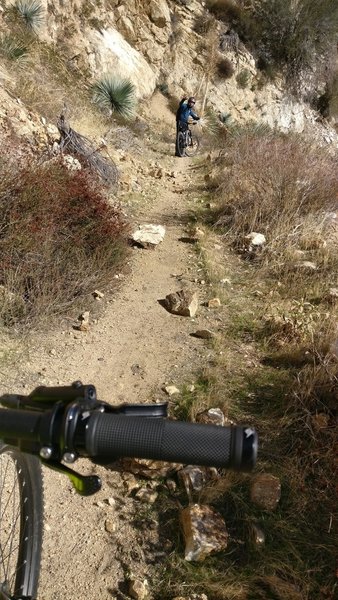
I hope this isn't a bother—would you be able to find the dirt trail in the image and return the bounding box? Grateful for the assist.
[0,122,215,599]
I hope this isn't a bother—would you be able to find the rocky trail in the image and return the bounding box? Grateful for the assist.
[0,129,220,599]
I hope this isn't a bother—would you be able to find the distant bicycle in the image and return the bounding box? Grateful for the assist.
[177,121,200,157]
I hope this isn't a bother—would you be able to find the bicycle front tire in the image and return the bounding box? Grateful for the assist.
[185,130,200,157]
[0,443,43,600]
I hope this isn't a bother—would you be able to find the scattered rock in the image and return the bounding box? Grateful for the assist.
[76,310,91,332]
[135,487,158,503]
[105,519,116,534]
[164,289,199,317]
[180,504,228,561]
[207,297,221,308]
[250,473,281,510]
[120,458,180,479]
[147,0,170,28]
[179,466,219,499]
[62,154,81,171]
[179,466,205,496]
[196,408,225,426]
[121,473,140,494]
[164,385,180,396]
[244,232,266,252]
[128,578,149,600]
[191,329,216,339]
[166,478,177,494]
[131,224,166,247]
[249,523,265,547]
[93,290,104,299]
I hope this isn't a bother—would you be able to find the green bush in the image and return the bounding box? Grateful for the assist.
[0,160,129,328]
[92,76,136,120]
[12,0,44,32]
[236,68,250,88]
[0,35,29,63]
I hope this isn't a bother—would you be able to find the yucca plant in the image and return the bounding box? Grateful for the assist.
[0,35,29,63]
[92,76,136,120]
[14,0,44,32]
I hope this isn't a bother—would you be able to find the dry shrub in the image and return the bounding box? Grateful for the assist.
[216,57,234,79]
[0,159,129,328]
[193,13,215,35]
[213,132,337,235]
[262,299,329,346]
[206,0,243,22]
[11,41,90,121]
[210,130,338,292]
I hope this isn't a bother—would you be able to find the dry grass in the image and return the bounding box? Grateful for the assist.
[155,144,337,598]
[207,130,338,298]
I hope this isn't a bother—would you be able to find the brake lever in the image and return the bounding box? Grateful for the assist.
[42,460,102,496]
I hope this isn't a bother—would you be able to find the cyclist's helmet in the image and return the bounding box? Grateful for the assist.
[188,96,196,105]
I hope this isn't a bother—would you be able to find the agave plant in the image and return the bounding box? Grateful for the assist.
[0,35,29,63]
[92,76,136,120]
[14,0,44,32]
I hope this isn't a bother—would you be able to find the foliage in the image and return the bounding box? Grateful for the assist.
[253,0,338,84]
[0,160,129,328]
[236,67,250,88]
[206,129,338,297]
[216,57,234,79]
[12,0,44,32]
[208,0,338,90]
[206,0,243,22]
[92,76,136,120]
[193,13,215,35]
[0,35,29,64]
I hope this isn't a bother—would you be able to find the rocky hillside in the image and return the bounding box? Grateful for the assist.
[0,0,337,151]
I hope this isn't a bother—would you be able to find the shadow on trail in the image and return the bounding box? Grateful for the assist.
[154,209,197,227]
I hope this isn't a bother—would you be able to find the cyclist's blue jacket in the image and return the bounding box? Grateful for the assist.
[176,99,199,123]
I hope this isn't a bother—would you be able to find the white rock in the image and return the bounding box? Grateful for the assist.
[132,224,166,247]
[164,385,180,396]
[245,232,266,247]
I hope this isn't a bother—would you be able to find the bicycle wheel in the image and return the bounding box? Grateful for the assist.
[177,131,186,157]
[0,443,43,600]
[185,130,200,157]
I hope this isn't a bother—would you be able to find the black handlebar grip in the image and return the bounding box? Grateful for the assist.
[85,414,257,471]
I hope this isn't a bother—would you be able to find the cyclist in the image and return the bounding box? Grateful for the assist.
[175,96,200,156]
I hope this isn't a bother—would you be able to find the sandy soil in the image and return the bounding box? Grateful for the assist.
[0,101,217,599]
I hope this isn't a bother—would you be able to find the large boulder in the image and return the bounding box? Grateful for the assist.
[88,28,157,98]
[146,0,170,28]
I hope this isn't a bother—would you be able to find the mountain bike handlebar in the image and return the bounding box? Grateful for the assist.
[85,413,256,470]
[0,383,258,494]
